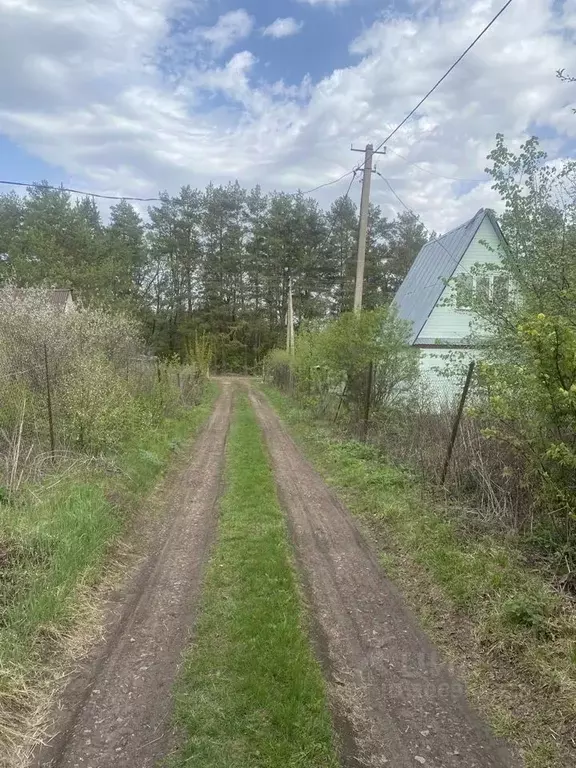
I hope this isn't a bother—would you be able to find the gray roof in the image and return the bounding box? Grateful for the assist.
[393,208,504,344]
[47,288,73,308]
[11,287,73,310]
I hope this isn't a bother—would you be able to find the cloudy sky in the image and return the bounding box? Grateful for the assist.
[1,0,576,230]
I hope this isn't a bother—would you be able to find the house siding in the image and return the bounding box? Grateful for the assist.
[418,348,477,405]
[416,217,502,344]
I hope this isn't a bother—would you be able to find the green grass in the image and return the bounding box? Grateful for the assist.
[168,395,338,768]
[0,382,218,766]
[262,385,576,768]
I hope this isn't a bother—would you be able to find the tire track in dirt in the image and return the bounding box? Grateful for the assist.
[250,386,519,768]
[33,381,233,768]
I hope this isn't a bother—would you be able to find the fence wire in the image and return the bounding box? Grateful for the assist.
[267,361,528,529]
[0,353,203,499]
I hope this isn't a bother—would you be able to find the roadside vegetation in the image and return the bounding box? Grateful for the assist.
[263,386,576,768]
[0,287,215,767]
[262,136,576,768]
[168,395,337,768]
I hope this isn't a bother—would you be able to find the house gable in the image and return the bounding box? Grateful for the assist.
[393,208,507,346]
[416,215,503,345]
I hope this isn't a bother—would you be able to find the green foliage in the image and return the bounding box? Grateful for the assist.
[0,287,205,481]
[263,348,293,390]
[267,308,419,420]
[0,185,147,311]
[0,181,428,372]
[264,385,576,768]
[61,354,142,452]
[0,383,217,765]
[464,136,576,548]
[185,331,212,377]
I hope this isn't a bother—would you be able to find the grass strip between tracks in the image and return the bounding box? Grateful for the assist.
[168,394,338,768]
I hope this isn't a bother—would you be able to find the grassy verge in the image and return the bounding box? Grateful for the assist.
[262,385,576,768]
[168,395,337,768]
[0,382,218,767]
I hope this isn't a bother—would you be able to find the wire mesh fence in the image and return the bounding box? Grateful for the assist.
[267,359,531,531]
[0,349,204,499]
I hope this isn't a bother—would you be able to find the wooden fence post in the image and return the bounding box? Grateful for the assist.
[440,360,475,485]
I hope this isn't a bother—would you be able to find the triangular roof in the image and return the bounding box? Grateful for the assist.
[10,287,74,310]
[393,208,506,344]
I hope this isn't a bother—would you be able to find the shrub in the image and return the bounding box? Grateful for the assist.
[0,286,202,486]
[267,308,419,424]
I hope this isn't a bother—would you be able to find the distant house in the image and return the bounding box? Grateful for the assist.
[47,288,75,313]
[11,287,75,314]
[393,208,508,401]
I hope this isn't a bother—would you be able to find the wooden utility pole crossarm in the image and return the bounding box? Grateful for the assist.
[351,143,386,313]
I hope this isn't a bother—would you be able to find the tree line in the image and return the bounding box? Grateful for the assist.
[0,182,428,371]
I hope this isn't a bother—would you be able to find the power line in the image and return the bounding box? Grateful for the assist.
[314,170,359,252]
[0,179,161,202]
[373,171,475,296]
[365,0,514,165]
[374,170,414,216]
[302,170,356,195]
[1,167,359,207]
[385,147,487,183]
[342,170,358,201]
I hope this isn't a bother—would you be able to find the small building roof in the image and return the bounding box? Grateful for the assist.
[47,288,73,308]
[393,208,505,344]
[9,287,74,310]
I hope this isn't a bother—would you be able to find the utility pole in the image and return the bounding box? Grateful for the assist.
[286,275,295,356]
[351,143,386,312]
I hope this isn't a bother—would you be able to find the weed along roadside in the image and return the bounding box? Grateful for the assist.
[167,393,338,768]
[0,377,218,768]
[261,385,576,768]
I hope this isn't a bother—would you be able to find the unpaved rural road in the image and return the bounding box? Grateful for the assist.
[250,386,518,768]
[33,379,518,768]
[33,383,232,768]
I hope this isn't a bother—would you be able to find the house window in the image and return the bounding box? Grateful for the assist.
[492,273,510,305]
[454,273,510,308]
[476,276,490,303]
[455,274,473,308]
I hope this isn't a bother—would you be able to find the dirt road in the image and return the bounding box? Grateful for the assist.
[32,380,518,768]
[250,386,518,768]
[33,383,232,768]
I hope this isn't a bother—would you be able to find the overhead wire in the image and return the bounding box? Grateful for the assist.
[0,179,161,202]
[374,170,415,216]
[1,171,358,204]
[356,0,514,173]
[302,0,513,236]
[301,170,356,196]
[0,5,513,210]
[352,3,516,296]
[373,170,475,296]
[385,147,487,183]
[314,170,359,252]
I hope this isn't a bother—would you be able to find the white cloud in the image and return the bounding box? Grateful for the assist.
[194,9,254,56]
[0,0,575,232]
[297,0,351,6]
[262,17,303,38]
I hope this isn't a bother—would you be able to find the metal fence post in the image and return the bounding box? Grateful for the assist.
[361,360,374,443]
[43,342,55,458]
[440,360,475,485]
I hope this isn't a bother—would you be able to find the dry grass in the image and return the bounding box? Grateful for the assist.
[0,384,218,768]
